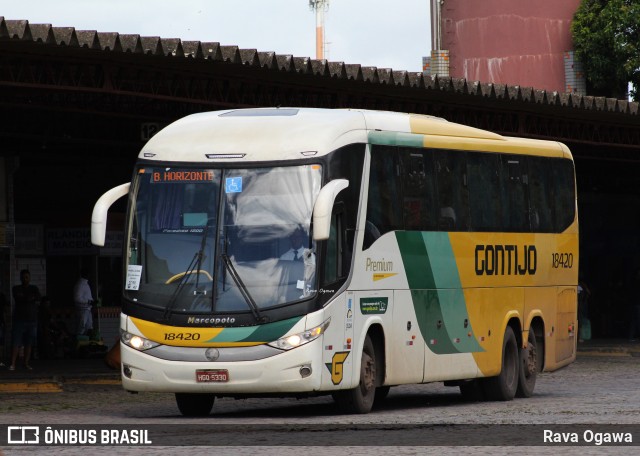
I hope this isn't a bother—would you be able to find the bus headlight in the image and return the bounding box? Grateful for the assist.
[268,319,330,350]
[121,331,160,351]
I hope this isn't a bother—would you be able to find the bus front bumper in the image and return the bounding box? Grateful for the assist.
[120,341,323,394]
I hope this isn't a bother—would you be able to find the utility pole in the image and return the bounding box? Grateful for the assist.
[309,0,329,60]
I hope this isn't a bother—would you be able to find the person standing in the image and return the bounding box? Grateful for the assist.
[73,268,94,336]
[9,269,41,371]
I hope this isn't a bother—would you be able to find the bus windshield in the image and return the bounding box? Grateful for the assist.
[125,164,323,316]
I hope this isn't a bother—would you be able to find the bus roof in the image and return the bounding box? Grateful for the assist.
[139,108,571,163]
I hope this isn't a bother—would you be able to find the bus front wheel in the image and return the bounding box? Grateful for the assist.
[483,326,518,401]
[332,335,377,414]
[175,393,215,417]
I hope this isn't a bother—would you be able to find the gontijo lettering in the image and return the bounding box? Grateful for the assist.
[475,244,537,276]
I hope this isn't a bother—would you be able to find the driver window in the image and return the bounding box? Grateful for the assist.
[323,211,343,284]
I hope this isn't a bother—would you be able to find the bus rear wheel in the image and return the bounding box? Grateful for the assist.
[516,329,539,398]
[483,326,518,401]
[332,335,377,414]
[175,393,215,417]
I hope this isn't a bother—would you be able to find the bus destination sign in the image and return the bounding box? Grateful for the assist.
[151,170,215,183]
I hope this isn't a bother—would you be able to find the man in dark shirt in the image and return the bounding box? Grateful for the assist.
[9,269,41,371]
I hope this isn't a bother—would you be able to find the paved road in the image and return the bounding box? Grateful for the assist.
[1,353,639,454]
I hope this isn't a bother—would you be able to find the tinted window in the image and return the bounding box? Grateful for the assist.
[467,152,502,231]
[400,149,438,230]
[433,150,469,231]
[501,155,529,232]
[364,145,575,243]
[323,212,340,284]
[552,159,576,231]
[528,157,555,232]
[325,143,365,267]
[366,146,403,248]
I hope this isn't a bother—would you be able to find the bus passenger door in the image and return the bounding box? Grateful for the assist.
[387,290,424,384]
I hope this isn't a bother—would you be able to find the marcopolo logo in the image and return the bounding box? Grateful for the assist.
[187,316,236,325]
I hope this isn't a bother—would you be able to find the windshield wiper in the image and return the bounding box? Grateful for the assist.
[193,224,209,292]
[163,224,211,321]
[221,253,267,323]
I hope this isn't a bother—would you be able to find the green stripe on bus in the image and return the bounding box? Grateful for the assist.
[411,289,457,354]
[435,288,483,353]
[368,131,424,148]
[396,231,436,289]
[422,232,461,289]
[206,317,302,343]
[396,231,484,354]
[243,317,302,342]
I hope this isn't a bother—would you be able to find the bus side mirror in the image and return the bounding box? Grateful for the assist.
[313,179,349,241]
[91,183,131,246]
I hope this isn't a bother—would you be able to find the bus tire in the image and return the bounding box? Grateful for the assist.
[332,334,377,414]
[483,326,518,401]
[516,329,539,398]
[175,393,215,417]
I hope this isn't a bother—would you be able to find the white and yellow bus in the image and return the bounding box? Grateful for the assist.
[92,108,578,415]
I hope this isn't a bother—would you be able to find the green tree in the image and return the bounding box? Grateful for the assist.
[572,0,640,100]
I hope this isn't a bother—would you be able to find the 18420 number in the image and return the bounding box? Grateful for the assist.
[551,252,574,269]
[164,332,201,341]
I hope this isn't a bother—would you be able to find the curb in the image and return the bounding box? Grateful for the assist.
[0,376,121,393]
[0,382,63,393]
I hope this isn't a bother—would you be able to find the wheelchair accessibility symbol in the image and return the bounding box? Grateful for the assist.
[225,177,243,193]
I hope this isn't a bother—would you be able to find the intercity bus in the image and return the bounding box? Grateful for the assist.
[91,108,578,415]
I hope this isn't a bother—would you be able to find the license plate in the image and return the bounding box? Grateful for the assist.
[196,369,229,383]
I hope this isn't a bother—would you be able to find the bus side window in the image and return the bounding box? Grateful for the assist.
[323,210,343,284]
[400,149,437,230]
[501,156,529,232]
[433,150,469,231]
[528,157,554,232]
[365,146,403,249]
[552,159,577,231]
[467,152,502,231]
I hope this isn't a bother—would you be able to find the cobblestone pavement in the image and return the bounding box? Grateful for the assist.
[1,354,638,455]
